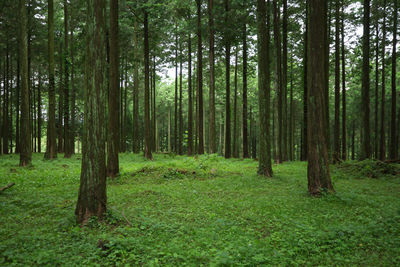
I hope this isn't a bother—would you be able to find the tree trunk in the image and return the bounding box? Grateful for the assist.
[133,18,140,154]
[273,0,283,163]
[63,0,71,158]
[307,0,334,195]
[58,42,64,153]
[187,33,193,156]
[3,44,9,154]
[341,0,347,161]
[374,7,379,159]
[282,0,288,162]
[333,0,340,164]
[174,33,178,153]
[19,0,31,166]
[289,56,294,161]
[301,2,308,161]
[143,10,152,160]
[71,24,76,154]
[37,72,41,153]
[233,48,238,158]
[76,0,107,224]
[256,0,273,176]
[196,0,204,154]
[379,0,387,160]
[360,0,371,160]
[208,0,216,154]
[44,0,57,159]
[242,22,249,158]
[390,0,398,160]
[107,0,120,175]
[224,0,231,158]
[16,51,20,154]
[178,44,183,155]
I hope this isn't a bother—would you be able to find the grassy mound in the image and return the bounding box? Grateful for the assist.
[335,159,400,179]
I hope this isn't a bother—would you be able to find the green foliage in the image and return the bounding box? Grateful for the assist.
[1,153,400,266]
[335,159,400,179]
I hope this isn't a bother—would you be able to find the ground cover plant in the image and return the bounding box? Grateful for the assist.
[1,153,399,266]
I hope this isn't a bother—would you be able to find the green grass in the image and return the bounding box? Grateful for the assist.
[1,153,399,266]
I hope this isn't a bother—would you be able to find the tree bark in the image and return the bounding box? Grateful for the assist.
[307,0,334,195]
[282,0,288,162]
[390,0,398,160]
[242,22,249,158]
[196,0,204,154]
[256,0,273,177]
[360,0,371,160]
[143,10,152,160]
[178,44,183,155]
[233,48,238,158]
[333,0,340,164]
[133,18,140,154]
[208,0,216,154]
[107,0,120,176]
[19,0,31,166]
[341,1,347,161]
[187,33,193,156]
[76,0,107,224]
[63,0,71,158]
[224,0,231,158]
[379,0,387,160]
[44,0,57,159]
[301,1,308,162]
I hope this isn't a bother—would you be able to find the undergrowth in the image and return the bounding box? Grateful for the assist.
[0,153,399,266]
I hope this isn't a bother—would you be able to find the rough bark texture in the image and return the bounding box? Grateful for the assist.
[208,0,216,154]
[307,0,334,195]
[196,0,204,154]
[107,0,120,176]
[360,0,371,160]
[19,0,31,166]
[390,0,398,160]
[75,0,107,225]
[256,0,273,177]
[143,11,153,160]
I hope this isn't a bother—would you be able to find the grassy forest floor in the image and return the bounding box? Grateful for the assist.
[0,153,400,266]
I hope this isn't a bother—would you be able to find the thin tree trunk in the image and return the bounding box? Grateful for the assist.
[242,22,249,158]
[179,44,183,155]
[107,0,120,175]
[174,33,178,153]
[208,0,216,154]
[333,0,340,164]
[44,0,57,159]
[224,0,231,158]
[374,8,379,159]
[379,0,387,160]
[282,0,288,162]
[187,33,193,156]
[71,24,76,154]
[196,0,204,154]
[64,0,71,158]
[341,1,347,161]
[233,48,238,158]
[301,2,308,161]
[143,10,152,160]
[58,42,64,153]
[133,18,140,153]
[37,71,41,153]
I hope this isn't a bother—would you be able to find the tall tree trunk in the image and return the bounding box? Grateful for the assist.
[71,25,76,154]
[374,7,379,159]
[379,0,387,160]
[63,0,71,158]
[224,0,231,158]
[133,18,140,153]
[301,2,308,161]
[187,33,193,156]
[44,0,57,159]
[341,1,347,161]
[76,0,107,224]
[58,43,64,153]
[152,57,156,152]
[242,22,249,158]
[178,44,183,155]
[282,0,288,162]
[307,0,334,195]
[256,0,273,176]
[174,33,178,153]
[16,51,20,154]
[37,72,41,153]
[3,44,9,154]
[107,0,120,176]
[143,10,152,160]
[390,0,398,160]
[289,56,294,161]
[273,0,283,163]
[196,0,204,154]
[333,0,340,163]
[233,48,238,158]
[208,0,216,154]
[360,0,371,160]
[19,0,31,166]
